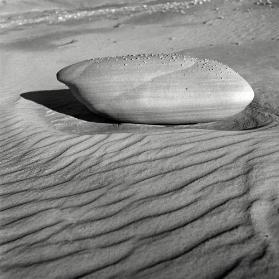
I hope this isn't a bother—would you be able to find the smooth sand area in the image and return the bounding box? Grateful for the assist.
[1,0,279,278]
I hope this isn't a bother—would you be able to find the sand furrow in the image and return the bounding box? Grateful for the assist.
[1,125,278,278]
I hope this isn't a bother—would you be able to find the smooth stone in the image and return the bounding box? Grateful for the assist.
[57,53,254,124]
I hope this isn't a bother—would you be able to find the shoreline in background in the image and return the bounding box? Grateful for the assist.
[0,0,211,30]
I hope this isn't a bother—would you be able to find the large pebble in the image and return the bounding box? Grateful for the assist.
[57,53,254,124]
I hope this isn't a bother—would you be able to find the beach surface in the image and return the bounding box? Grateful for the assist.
[1,0,279,278]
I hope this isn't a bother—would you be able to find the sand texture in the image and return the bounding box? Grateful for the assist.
[1,0,279,278]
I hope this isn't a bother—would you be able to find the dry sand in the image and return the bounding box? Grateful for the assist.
[1,0,279,278]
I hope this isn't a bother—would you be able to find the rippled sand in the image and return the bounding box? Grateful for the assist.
[1,0,279,278]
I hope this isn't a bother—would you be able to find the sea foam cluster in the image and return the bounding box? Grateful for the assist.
[0,0,211,29]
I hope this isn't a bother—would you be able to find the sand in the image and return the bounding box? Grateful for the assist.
[0,0,279,278]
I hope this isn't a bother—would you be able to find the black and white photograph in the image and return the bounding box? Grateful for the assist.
[0,0,279,278]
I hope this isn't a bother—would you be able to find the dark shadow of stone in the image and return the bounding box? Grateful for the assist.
[20,90,277,134]
[21,89,119,123]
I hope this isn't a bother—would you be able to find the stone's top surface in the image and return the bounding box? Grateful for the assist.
[57,53,254,124]
[58,53,237,82]
[58,53,196,84]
